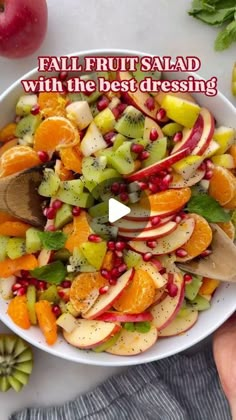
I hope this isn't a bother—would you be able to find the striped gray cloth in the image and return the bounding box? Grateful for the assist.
[10,344,231,420]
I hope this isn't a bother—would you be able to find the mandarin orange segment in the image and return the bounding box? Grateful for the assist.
[199,277,220,296]
[60,145,82,174]
[7,295,31,329]
[0,138,18,157]
[0,145,41,178]
[0,254,38,278]
[0,123,17,143]
[223,193,236,210]
[113,269,156,314]
[140,188,191,212]
[229,145,236,167]
[58,165,74,181]
[0,210,19,224]
[0,221,31,237]
[181,214,212,260]
[209,166,236,206]
[65,211,91,253]
[33,117,80,154]
[217,221,235,240]
[70,272,107,314]
[38,92,66,118]
[102,251,114,271]
[35,300,58,345]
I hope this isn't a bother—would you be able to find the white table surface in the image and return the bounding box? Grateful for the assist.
[0,0,235,418]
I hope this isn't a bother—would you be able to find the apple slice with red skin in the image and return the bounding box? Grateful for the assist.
[119,220,177,241]
[150,273,184,330]
[127,147,190,182]
[0,0,48,59]
[96,311,153,323]
[113,215,174,232]
[38,249,52,267]
[152,287,167,305]
[138,261,167,288]
[124,205,181,222]
[129,218,195,255]
[171,114,204,155]
[143,117,163,141]
[158,310,198,337]
[83,269,134,320]
[117,71,160,119]
[169,169,205,189]
[191,108,215,156]
[106,326,158,356]
[63,319,121,349]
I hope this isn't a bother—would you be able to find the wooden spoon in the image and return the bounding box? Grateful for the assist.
[178,224,236,282]
[0,164,52,227]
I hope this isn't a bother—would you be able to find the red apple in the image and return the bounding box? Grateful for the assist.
[158,310,198,337]
[96,311,153,323]
[127,147,190,182]
[124,205,181,222]
[118,220,177,241]
[0,0,48,59]
[113,215,174,232]
[191,108,215,155]
[169,169,205,189]
[138,261,167,288]
[106,326,158,355]
[171,114,204,155]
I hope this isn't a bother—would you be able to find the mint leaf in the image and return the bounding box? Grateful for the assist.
[215,20,236,50]
[123,322,135,332]
[186,194,231,222]
[38,231,67,251]
[135,322,151,334]
[30,261,66,284]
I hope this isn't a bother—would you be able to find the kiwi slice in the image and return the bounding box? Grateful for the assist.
[68,72,109,104]
[142,137,167,168]
[39,284,60,304]
[15,114,41,139]
[38,169,60,198]
[185,275,202,301]
[26,285,37,325]
[67,248,96,273]
[188,295,210,311]
[53,248,71,262]
[0,235,9,261]
[26,228,42,254]
[132,63,161,87]
[6,238,26,259]
[0,334,33,392]
[123,250,142,269]
[82,156,107,182]
[93,108,116,134]
[112,134,127,151]
[109,142,135,175]
[16,94,38,116]
[93,331,121,353]
[80,241,107,270]
[162,122,183,137]
[54,204,73,229]
[115,106,145,139]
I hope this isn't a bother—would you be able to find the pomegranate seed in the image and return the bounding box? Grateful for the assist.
[72,206,81,216]
[58,290,65,299]
[31,104,40,115]
[29,278,38,287]
[138,182,148,190]
[12,283,22,292]
[101,269,111,280]
[143,252,152,262]
[147,240,157,249]
[46,207,57,220]
[149,183,159,193]
[107,241,116,250]
[111,268,120,278]
[52,199,63,210]
[118,263,127,273]
[104,131,115,145]
[112,107,120,120]
[19,279,29,287]
[88,234,102,243]
[156,108,166,121]
[114,250,123,258]
[15,287,26,297]
[205,159,214,170]
[162,174,173,187]
[145,97,155,111]
[159,170,168,177]
[131,143,144,154]
[159,267,166,275]
[99,285,109,295]
[109,278,117,286]
[45,225,56,232]
[119,184,127,193]
[120,192,129,202]
[111,182,120,194]
[174,215,182,223]
[117,103,127,114]
[115,241,126,251]
[150,175,160,185]
[175,248,188,258]
[199,162,206,171]
[201,249,212,257]
[204,170,213,180]
[149,128,159,141]
[43,207,49,217]
[184,273,192,283]
[21,270,29,278]
[179,211,187,219]
[38,150,49,163]
[61,280,72,288]
[139,151,150,161]
[114,257,123,267]
[37,281,47,291]
[167,273,174,284]
[97,96,109,111]
[152,259,163,271]
[52,304,62,317]
[167,282,178,297]
[173,131,183,143]
[151,216,161,226]
[58,71,68,81]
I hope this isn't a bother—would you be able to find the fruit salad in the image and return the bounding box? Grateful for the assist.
[0,68,236,356]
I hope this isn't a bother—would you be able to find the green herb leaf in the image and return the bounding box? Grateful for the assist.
[215,20,236,50]
[30,261,67,284]
[186,194,231,222]
[135,322,151,334]
[37,231,67,251]
[123,322,135,332]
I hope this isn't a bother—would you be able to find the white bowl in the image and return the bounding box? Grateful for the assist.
[0,49,236,366]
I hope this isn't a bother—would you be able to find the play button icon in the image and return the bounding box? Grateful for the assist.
[108,198,131,223]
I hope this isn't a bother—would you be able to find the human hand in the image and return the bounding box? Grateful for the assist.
[213,315,236,419]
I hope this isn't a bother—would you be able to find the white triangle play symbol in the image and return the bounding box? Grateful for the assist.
[108,198,131,223]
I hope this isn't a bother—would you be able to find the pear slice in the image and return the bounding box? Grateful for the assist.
[178,224,236,282]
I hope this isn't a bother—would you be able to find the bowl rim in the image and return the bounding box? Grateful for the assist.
[0,48,236,366]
